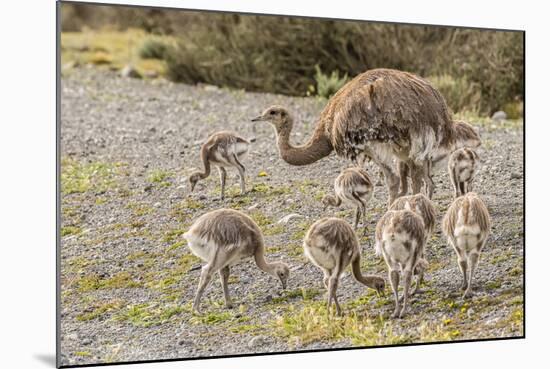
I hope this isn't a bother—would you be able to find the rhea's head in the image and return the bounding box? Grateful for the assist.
[251,105,293,134]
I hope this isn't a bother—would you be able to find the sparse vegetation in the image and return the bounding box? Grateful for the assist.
[273,302,408,347]
[77,272,142,292]
[148,169,172,185]
[61,158,121,195]
[116,303,184,327]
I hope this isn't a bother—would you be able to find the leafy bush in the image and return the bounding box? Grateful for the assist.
[138,38,168,59]
[428,74,481,114]
[314,65,349,99]
[62,3,524,114]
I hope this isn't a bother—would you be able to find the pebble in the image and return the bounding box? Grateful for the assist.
[120,65,142,79]
[143,70,159,79]
[491,111,507,122]
[247,335,267,348]
[82,338,92,346]
[277,213,303,224]
[153,202,162,207]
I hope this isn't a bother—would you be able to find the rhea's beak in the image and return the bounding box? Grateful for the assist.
[280,278,287,290]
[251,115,264,122]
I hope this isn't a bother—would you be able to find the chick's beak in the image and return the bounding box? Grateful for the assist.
[280,279,287,290]
[251,115,263,122]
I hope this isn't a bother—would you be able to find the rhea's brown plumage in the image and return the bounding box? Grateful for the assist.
[252,68,456,206]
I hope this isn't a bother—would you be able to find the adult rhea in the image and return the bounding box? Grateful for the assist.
[252,68,455,206]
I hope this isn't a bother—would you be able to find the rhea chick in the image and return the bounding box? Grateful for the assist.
[184,208,289,313]
[389,193,437,243]
[388,193,437,293]
[322,167,374,230]
[375,210,427,318]
[442,193,491,298]
[188,131,251,200]
[303,217,385,315]
[448,147,479,199]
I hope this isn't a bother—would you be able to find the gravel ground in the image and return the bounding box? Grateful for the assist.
[59,68,524,366]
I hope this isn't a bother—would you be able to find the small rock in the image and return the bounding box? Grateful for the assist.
[247,203,259,211]
[467,308,474,318]
[510,172,522,180]
[491,110,507,122]
[144,184,153,192]
[202,84,219,91]
[153,202,162,207]
[277,213,303,224]
[189,264,202,272]
[82,338,92,346]
[198,194,207,200]
[148,126,157,133]
[121,65,142,79]
[248,336,267,348]
[264,294,273,303]
[143,70,158,79]
[62,61,78,70]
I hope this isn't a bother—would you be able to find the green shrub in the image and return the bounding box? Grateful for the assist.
[428,74,481,114]
[139,38,168,59]
[314,65,349,99]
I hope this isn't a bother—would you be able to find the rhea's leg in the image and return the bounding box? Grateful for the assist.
[327,273,342,316]
[322,269,331,290]
[389,268,400,318]
[463,251,480,298]
[399,269,413,318]
[453,242,468,291]
[450,169,460,198]
[381,165,400,208]
[424,160,435,198]
[219,266,232,308]
[217,167,227,200]
[354,206,361,230]
[412,267,424,295]
[192,265,215,313]
[233,155,246,195]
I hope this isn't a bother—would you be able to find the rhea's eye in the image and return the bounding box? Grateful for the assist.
[270,111,276,115]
